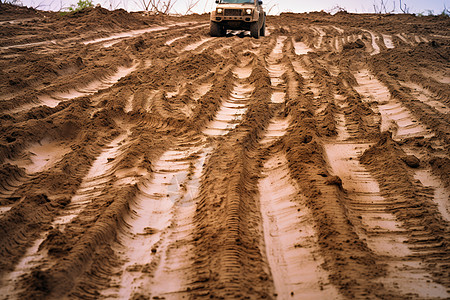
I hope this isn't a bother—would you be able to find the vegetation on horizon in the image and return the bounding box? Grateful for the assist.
[1,0,449,17]
[67,0,93,12]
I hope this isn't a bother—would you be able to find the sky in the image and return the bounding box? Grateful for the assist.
[19,0,450,15]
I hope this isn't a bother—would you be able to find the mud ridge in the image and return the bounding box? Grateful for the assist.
[190,50,275,298]
[361,133,450,290]
[282,49,389,298]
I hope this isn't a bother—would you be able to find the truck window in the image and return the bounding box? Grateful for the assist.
[219,0,255,4]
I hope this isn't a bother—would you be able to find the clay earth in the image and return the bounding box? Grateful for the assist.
[0,3,449,299]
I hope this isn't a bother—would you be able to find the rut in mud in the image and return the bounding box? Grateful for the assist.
[0,5,449,299]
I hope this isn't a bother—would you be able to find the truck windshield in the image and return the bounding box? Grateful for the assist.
[219,0,254,3]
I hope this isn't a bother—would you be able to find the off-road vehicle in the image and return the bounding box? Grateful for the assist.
[210,0,266,39]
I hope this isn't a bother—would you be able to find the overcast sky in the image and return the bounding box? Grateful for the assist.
[21,0,450,15]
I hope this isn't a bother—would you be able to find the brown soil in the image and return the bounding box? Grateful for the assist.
[0,4,449,299]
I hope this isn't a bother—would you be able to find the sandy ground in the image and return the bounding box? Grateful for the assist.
[0,3,449,299]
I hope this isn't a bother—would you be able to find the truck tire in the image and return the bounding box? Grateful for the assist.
[260,19,266,37]
[210,22,225,37]
[250,21,260,39]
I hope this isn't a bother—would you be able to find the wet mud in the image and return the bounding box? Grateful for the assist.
[0,4,449,299]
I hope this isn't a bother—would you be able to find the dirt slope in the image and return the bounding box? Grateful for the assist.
[0,5,449,299]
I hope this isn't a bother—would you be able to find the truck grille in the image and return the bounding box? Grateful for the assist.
[224,9,242,16]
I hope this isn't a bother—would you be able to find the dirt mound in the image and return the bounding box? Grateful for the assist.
[0,3,44,21]
[56,7,154,32]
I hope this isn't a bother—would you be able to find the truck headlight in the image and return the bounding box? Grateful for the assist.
[245,9,252,15]
[216,8,223,14]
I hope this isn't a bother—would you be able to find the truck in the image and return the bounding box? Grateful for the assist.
[210,0,266,39]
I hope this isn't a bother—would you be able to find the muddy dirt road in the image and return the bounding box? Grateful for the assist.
[0,4,449,299]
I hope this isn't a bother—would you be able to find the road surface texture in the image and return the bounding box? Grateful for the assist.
[0,4,449,299]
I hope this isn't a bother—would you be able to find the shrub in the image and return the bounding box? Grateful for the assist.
[68,0,93,12]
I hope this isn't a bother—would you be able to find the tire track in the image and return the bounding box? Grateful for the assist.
[4,139,71,174]
[259,154,341,299]
[2,11,450,300]
[24,37,244,299]
[83,22,206,46]
[325,142,449,298]
[282,38,391,298]
[0,97,124,287]
[291,37,312,56]
[353,69,450,292]
[362,30,381,55]
[259,38,340,297]
[353,69,450,216]
[400,81,450,115]
[354,69,434,140]
[311,26,326,49]
[0,133,129,299]
[360,133,450,293]
[189,38,275,298]
[381,34,395,49]
[182,37,214,52]
[0,139,72,216]
[203,65,253,136]
[10,117,173,299]
[103,137,209,299]
[7,63,137,114]
[0,165,27,215]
